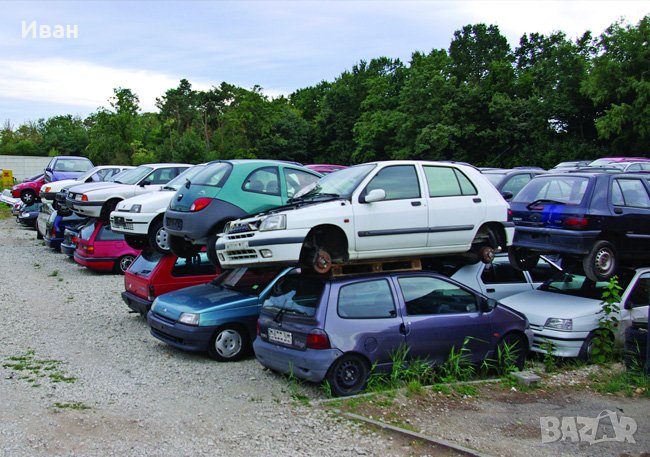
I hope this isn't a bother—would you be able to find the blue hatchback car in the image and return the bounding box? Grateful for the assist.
[147,266,294,361]
[255,270,532,396]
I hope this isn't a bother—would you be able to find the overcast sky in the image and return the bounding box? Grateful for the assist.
[1,0,647,126]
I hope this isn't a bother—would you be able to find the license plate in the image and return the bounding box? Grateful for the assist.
[113,216,126,227]
[268,328,292,345]
[226,240,249,251]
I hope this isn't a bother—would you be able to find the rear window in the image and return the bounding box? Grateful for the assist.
[171,252,217,277]
[215,267,282,296]
[262,273,325,317]
[97,224,124,241]
[129,251,163,277]
[538,269,633,300]
[513,176,589,205]
[79,221,96,240]
[191,162,232,187]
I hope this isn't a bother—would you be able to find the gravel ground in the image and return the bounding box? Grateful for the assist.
[0,218,420,457]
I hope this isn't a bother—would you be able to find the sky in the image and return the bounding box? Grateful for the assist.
[0,0,647,126]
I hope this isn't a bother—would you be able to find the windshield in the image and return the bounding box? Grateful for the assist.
[538,269,633,300]
[113,166,153,185]
[262,273,325,317]
[79,221,96,240]
[129,251,162,277]
[212,267,283,296]
[53,158,93,172]
[189,162,232,187]
[512,176,589,205]
[293,163,375,200]
[76,166,103,181]
[482,172,506,186]
[163,164,208,191]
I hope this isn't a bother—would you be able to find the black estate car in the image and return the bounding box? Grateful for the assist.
[508,172,650,281]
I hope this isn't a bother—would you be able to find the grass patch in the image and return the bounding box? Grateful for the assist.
[52,401,91,411]
[588,365,650,398]
[0,204,11,220]
[454,384,478,397]
[48,270,59,277]
[3,349,76,386]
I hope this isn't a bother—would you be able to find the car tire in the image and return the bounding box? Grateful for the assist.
[20,189,36,205]
[496,333,527,371]
[35,222,44,240]
[206,231,222,268]
[508,247,539,271]
[582,240,617,282]
[115,254,136,275]
[124,235,148,251]
[100,199,120,221]
[169,234,201,259]
[578,332,598,362]
[148,219,171,254]
[326,354,369,397]
[207,325,250,362]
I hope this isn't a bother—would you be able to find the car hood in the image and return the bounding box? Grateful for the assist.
[67,182,127,194]
[152,283,257,321]
[41,179,79,193]
[116,191,175,212]
[500,290,601,324]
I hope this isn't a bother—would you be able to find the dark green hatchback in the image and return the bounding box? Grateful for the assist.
[164,160,321,265]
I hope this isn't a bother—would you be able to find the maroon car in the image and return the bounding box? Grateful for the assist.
[74,220,141,274]
[11,174,45,205]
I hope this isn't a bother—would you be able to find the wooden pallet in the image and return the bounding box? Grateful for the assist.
[330,258,422,277]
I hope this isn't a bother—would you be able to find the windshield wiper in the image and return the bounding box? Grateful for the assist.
[526,199,566,209]
[273,308,286,323]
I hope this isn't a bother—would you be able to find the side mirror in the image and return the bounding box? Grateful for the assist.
[623,300,632,310]
[363,188,386,203]
[139,180,151,187]
[45,167,53,173]
[501,191,514,201]
[484,298,497,312]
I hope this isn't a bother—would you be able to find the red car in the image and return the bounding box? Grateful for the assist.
[11,174,45,205]
[74,219,141,274]
[122,251,220,316]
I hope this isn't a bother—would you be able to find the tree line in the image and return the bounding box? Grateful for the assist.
[1,17,648,169]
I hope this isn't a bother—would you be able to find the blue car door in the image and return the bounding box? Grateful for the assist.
[393,274,494,364]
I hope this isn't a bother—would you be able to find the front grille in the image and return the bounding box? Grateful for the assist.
[529,324,543,331]
[167,218,183,230]
[227,233,254,240]
[151,328,183,344]
[225,249,258,260]
[152,312,176,325]
[227,221,260,234]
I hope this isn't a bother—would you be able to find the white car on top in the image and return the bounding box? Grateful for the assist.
[217,160,515,273]
[39,165,134,206]
[65,163,191,220]
[109,164,207,254]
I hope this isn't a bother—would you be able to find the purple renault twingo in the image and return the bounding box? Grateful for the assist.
[254,270,532,396]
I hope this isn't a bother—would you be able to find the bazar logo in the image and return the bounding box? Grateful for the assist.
[540,410,637,444]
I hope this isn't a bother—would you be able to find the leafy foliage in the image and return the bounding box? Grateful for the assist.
[591,276,623,364]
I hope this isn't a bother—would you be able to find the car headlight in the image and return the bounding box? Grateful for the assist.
[224,221,233,233]
[544,318,572,331]
[130,204,142,213]
[259,214,286,231]
[43,186,51,193]
[178,312,200,326]
[150,298,159,312]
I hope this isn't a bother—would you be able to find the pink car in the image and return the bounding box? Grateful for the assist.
[304,164,347,175]
[74,219,141,274]
[589,157,650,166]
[11,174,45,205]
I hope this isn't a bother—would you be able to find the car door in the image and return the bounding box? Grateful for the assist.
[479,259,531,300]
[135,168,174,197]
[329,278,407,371]
[421,165,486,251]
[352,164,428,252]
[619,271,650,338]
[610,177,650,259]
[395,275,493,365]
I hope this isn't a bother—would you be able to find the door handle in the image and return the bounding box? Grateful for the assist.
[486,288,495,293]
[411,201,421,207]
[614,207,623,214]
[473,198,482,203]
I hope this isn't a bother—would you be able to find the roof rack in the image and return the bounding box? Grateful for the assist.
[331,258,422,277]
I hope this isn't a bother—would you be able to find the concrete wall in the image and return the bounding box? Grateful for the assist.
[0,155,51,182]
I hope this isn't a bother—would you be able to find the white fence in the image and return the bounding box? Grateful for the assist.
[0,155,51,182]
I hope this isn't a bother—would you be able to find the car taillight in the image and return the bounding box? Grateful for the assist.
[189,197,211,212]
[256,320,260,336]
[81,195,88,202]
[507,208,513,221]
[11,189,20,197]
[564,216,589,228]
[72,236,78,243]
[306,329,331,350]
[148,285,155,301]
[86,245,94,253]
[51,226,56,237]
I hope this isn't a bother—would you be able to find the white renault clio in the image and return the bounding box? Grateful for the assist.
[217,160,514,273]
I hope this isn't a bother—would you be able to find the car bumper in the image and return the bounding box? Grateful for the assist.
[121,291,152,315]
[44,235,63,249]
[111,212,155,236]
[39,191,57,202]
[529,327,590,358]
[73,252,116,271]
[253,338,342,383]
[60,242,76,257]
[216,229,309,268]
[66,199,102,217]
[513,227,600,255]
[147,311,214,353]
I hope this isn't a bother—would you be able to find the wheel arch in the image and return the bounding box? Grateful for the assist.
[301,224,350,263]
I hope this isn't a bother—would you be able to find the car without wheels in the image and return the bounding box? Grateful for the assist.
[218,160,514,274]
[65,163,190,220]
